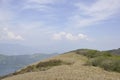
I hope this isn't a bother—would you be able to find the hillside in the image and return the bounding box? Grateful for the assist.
[2,49,120,80]
[0,53,56,76]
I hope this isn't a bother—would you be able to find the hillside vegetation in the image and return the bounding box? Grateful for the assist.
[2,49,120,80]
[76,49,120,72]
[108,48,120,55]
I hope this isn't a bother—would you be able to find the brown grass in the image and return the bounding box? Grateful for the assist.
[2,52,120,80]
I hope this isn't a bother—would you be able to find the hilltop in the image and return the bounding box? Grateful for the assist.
[1,49,120,80]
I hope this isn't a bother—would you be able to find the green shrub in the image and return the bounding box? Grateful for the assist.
[36,60,63,71]
[77,49,120,73]
[76,49,99,58]
[100,58,120,72]
[100,51,112,57]
[87,56,120,72]
[83,51,100,58]
[83,51,112,58]
[90,57,105,66]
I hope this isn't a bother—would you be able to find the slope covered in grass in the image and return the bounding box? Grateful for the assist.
[76,49,120,72]
[2,50,120,80]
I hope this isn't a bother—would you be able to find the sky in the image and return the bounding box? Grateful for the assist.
[0,0,120,54]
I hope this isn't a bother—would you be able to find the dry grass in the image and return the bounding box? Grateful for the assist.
[2,52,120,80]
[12,59,72,75]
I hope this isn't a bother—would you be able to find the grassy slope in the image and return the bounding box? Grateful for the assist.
[2,51,120,80]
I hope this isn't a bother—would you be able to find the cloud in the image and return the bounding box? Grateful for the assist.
[27,0,57,4]
[52,32,88,41]
[0,28,24,41]
[69,0,120,27]
[23,0,57,11]
[52,32,66,40]
[0,9,13,22]
[0,0,14,22]
[0,0,17,35]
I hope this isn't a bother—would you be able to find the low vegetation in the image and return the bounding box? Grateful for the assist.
[12,59,72,75]
[108,48,120,55]
[76,49,120,72]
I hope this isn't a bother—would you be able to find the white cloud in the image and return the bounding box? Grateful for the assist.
[69,0,120,27]
[52,32,66,40]
[0,28,24,40]
[52,32,88,41]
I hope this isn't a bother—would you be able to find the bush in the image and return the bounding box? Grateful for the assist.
[83,51,100,58]
[77,49,120,73]
[100,51,112,57]
[87,56,120,72]
[90,57,105,66]
[76,49,99,58]
[100,57,120,72]
[36,60,63,70]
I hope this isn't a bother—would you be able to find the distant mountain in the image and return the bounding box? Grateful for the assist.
[0,53,57,76]
[107,48,120,55]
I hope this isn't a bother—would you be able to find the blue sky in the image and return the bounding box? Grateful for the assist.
[0,0,120,53]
